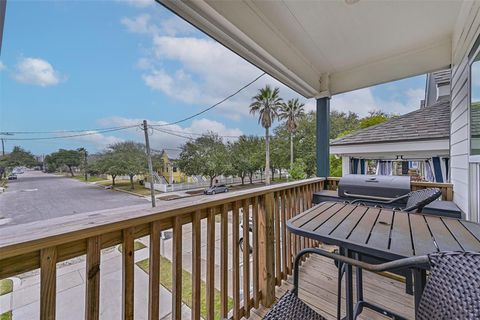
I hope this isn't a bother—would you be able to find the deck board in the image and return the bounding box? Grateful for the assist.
[247,251,414,320]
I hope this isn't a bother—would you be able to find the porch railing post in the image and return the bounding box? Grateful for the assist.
[316,97,330,179]
[259,192,276,307]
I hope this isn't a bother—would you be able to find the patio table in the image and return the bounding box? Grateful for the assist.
[287,201,480,320]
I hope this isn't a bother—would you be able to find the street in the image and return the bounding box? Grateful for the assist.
[0,170,147,226]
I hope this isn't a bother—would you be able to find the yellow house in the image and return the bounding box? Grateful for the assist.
[158,150,187,184]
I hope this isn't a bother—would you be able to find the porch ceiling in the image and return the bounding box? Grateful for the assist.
[158,0,462,98]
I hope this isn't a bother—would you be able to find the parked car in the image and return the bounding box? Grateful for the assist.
[8,174,17,180]
[204,184,229,195]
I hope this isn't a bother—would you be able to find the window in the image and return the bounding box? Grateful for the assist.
[173,166,178,172]
[471,47,480,160]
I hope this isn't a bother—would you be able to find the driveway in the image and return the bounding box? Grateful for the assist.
[0,171,147,227]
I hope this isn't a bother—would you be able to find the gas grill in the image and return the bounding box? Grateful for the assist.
[314,174,411,208]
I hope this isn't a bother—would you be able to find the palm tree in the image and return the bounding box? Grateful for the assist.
[278,98,305,168]
[249,85,283,185]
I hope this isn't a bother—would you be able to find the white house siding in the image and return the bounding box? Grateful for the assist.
[451,1,480,220]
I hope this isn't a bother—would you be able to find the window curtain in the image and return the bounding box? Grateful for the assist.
[375,161,392,175]
[425,159,435,182]
[431,157,449,183]
[350,158,366,174]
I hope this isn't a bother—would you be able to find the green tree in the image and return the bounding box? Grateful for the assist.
[278,98,305,168]
[48,149,82,176]
[230,135,265,184]
[177,133,230,186]
[270,134,289,180]
[2,146,37,168]
[288,159,307,180]
[249,85,283,185]
[109,142,147,190]
[329,155,342,177]
[359,110,392,129]
[330,110,360,139]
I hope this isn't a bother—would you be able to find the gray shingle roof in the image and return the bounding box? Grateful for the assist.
[330,97,450,146]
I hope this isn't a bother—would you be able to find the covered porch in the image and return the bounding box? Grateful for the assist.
[2,0,480,319]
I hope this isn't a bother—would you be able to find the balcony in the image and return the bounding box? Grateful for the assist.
[0,177,454,319]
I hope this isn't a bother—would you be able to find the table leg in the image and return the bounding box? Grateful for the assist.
[413,268,427,312]
[344,249,354,320]
[355,252,363,309]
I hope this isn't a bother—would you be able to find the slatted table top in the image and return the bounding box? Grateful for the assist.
[288,202,480,261]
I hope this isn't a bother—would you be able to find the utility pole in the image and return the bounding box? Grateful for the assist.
[1,138,4,156]
[83,149,88,181]
[143,120,156,207]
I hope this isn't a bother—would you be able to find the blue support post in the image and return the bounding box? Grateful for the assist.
[316,97,330,177]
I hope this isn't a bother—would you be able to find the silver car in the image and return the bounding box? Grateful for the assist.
[204,184,229,195]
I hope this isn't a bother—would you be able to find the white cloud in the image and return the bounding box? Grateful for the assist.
[121,14,307,121]
[74,131,124,149]
[13,57,64,87]
[331,86,424,117]
[121,0,154,8]
[98,116,244,156]
[121,14,159,35]
[0,61,5,71]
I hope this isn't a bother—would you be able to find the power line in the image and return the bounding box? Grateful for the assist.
[1,124,140,135]
[150,72,266,127]
[152,126,247,139]
[3,125,139,141]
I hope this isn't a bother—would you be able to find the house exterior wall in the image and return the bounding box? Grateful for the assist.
[157,152,187,184]
[450,1,480,220]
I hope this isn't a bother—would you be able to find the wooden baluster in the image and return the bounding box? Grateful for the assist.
[285,189,292,275]
[220,204,229,318]
[192,211,201,320]
[242,199,250,318]
[259,192,275,307]
[172,216,183,320]
[252,197,260,308]
[206,208,215,320]
[122,228,134,320]
[40,247,57,320]
[148,222,161,320]
[281,190,287,280]
[232,201,240,319]
[291,188,297,259]
[85,236,101,320]
[274,192,281,285]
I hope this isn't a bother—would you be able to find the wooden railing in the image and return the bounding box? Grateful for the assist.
[0,178,325,320]
[325,177,454,201]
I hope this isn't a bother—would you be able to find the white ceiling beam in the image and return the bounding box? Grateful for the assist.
[329,38,452,95]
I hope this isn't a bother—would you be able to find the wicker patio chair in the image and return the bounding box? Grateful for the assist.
[350,188,442,213]
[263,249,480,320]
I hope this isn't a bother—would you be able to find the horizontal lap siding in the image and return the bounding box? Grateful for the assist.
[451,1,480,219]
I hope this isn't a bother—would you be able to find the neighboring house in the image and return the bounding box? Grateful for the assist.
[157,150,187,184]
[330,70,451,182]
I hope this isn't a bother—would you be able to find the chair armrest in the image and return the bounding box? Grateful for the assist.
[292,248,429,293]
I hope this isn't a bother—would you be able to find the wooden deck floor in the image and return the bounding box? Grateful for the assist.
[248,254,415,320]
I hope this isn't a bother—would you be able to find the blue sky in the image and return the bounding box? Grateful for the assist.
[0,0,426,156]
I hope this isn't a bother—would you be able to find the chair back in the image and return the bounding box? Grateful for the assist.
[404,188,441,212]
[417,252,480,320]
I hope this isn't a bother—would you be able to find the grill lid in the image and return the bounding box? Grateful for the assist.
[338,174,411,200]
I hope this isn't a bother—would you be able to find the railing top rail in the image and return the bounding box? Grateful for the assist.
[0,177,324,260]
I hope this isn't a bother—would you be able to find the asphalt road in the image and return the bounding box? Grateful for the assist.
[0,171,147,227]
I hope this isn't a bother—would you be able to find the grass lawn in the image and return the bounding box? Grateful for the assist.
[0,311,11,320]
[0,279,13,296]
[137,256,233,319]
[117,241,147,253]
[96,180,153,197]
